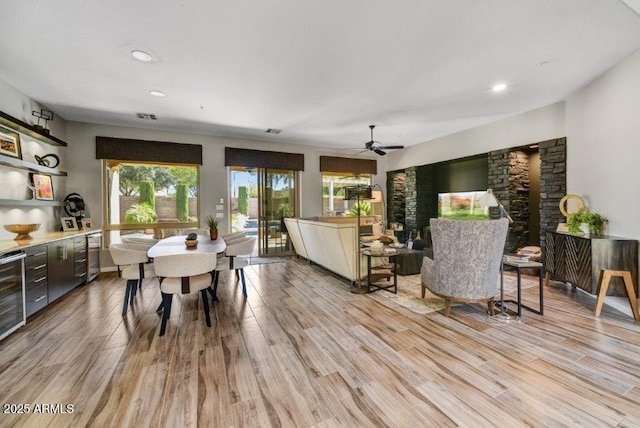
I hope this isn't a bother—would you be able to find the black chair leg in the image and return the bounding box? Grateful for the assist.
[159,292,173,336]
[211,271,220,301]
[122,280,135,316]
[201,290,212,327]
[127,279,137,305]
[239,269,247,299]
[156,301,164,312]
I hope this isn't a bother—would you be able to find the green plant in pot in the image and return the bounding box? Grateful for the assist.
[567,210,606,236]
[185,232,198,248]
[207,215,219,240]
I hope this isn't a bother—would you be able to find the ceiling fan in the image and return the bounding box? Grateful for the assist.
[357,125,404,156]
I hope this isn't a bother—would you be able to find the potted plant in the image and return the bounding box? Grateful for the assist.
[567,210,606,236]
[207,215,219,240]
[185,232,198,248]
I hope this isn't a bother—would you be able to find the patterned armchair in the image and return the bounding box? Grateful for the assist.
[420,218,509,316]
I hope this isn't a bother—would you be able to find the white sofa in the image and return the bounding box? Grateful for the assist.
[284,217,384,283]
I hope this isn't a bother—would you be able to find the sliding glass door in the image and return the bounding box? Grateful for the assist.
[230,166,297,256]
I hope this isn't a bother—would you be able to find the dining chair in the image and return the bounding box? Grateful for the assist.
[221,230,246,241]
[108,243,157,316]
[153,252,217,336]
[212,236,256,301]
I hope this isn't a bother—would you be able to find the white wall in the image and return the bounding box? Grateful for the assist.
[566,49,640,240]
[64,121,386,237]
[386,102,566,171]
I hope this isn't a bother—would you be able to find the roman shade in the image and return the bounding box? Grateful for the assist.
[96,136,203,165]
[224,147,304,170]
[319,156,377,175]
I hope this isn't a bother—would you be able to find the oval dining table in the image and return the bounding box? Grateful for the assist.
[147,234,227,258]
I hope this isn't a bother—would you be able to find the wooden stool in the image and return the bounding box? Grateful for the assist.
[594,270,640,321]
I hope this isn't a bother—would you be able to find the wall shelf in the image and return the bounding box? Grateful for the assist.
[0,110,68,209]
[0,111,67,147]
[0,155,67,176]
[0,199,64,207]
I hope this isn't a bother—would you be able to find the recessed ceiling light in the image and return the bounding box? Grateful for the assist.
[131,50,153,62]
[149,90,166,97]
[492,83,507,92]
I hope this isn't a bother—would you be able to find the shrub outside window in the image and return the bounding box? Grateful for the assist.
[103,160,199,244]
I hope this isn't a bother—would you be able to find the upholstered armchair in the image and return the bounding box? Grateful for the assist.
[421,218,509,316]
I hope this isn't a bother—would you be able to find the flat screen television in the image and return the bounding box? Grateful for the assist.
[438,190,489,220]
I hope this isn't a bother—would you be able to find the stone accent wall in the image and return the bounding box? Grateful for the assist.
[508,150,530,252]
[389,137,566,255]
[387,171,406,227]
[539,137,567,251]
[404,167,417,232]
[487,149,510,223]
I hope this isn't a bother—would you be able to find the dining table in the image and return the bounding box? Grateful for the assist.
[147,234,227,258]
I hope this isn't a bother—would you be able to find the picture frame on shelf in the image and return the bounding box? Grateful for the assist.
[30,173,54,200]
[81,218,93,230]
[61,216,79,231]
[0,125,22,159]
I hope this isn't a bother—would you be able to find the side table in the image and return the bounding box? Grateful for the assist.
[363,250,398,294]
[501,259,544,316]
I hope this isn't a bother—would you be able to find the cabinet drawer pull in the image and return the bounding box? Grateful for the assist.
[34,276,47,283]
[76,258,87,263]
[32,264,47,270]
[77,272,87,278]
[32,251,47,257]
[33,295,47,302]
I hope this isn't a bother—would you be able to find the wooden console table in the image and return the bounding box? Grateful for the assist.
[545,231,638,296]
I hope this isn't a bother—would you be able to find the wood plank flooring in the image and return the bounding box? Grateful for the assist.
[2,258,640,427]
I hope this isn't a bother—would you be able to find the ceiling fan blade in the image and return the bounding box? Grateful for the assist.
[379,145,405,150]
[373,148,387,156]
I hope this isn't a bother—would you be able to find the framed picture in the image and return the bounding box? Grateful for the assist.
[61,217,79,231]
[81,218,93,230]
[0,126,22,159]
[30,173,54,200]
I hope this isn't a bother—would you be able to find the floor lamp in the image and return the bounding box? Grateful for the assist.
[479,188,517,320]
[347,185,371,294]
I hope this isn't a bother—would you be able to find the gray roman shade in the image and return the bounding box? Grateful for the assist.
[224,147,304,170]
[319,156,377,175]
[96,136,203,164]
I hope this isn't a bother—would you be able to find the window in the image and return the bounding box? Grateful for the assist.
[102,160,199,244]
[322,172,373,216]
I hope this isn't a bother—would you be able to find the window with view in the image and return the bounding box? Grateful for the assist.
[321,172,373,217]
[103,160,199,245]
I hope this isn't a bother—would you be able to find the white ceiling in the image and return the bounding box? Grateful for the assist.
[1,0,639,151]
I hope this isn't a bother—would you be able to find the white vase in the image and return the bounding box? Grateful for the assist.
[579,223,590,236]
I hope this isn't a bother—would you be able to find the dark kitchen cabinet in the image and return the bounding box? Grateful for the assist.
[24,244,48,316]
[73,236,88,286]
[47,238,76,303]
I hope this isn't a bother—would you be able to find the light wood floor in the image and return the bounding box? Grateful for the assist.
[2,259,640,427]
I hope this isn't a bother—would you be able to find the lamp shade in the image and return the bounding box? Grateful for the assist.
[479,189,499,207]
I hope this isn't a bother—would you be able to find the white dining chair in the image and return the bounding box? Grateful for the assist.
[221,230,246,241]
[108,243,156,316]
[153,252,217,336]
[213,236,256,300]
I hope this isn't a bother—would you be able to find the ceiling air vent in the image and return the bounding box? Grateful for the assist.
[136,113,158,120]
[265,128,281,134]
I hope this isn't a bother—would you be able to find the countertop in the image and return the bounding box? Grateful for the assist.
[0,229,102,254]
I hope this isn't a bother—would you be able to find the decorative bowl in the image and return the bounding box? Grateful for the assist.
[185,239,198,248]
[4,223,41,240]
